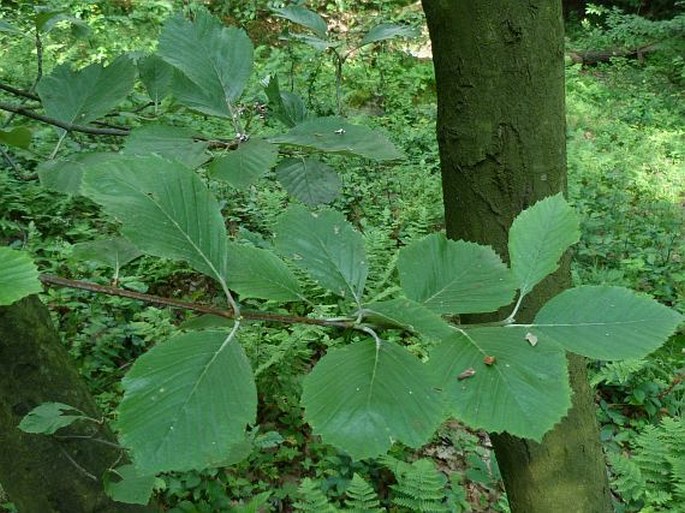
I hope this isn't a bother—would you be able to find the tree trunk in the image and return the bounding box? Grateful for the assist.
[0,295,159,513]
[420,2,613,512]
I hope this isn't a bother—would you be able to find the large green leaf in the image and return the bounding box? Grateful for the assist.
[530,286,684,360]
[71,237,142,272]
[359,23,419,47]
[302,339,444,459]
[275,157,341,206]
[117,330,257,474]
[81,156,228,287]
[209,138,278,189]
[363,298,454,342]
[509,194,580,298]
[158,9,253,118]
[138,54,173,104]
[122,124,209,169]
[398,234,517,315]
[263,75,309,127]
[271,5,328,38]
[270,117,404,161]
[104,465,157,505]
[36,55,135,129]
[225,242,303,302]
[274,206,368,303]
[428,327,570,440]
[37,152,119,194]
[0,247,41,306]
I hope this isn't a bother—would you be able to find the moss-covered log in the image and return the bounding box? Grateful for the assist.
[0,295,159,513]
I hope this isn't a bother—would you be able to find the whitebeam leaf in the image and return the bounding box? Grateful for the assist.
[209,138,278,189]
[509,194,580,297]
[363,298,454,342]
[81,156,228,286]
[531,285,684,360]
[122,124,209,169]
[302,339,444,459]
[274,206,368,303]
[117,330,257,474]
[159,9,253,118]
[398,233,517,314]
[0,247,41,306]
[275,157,341,206]
[428,327,570,440]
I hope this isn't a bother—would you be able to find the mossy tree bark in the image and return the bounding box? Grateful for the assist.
[0,295,159,513]
[421,1,613,512]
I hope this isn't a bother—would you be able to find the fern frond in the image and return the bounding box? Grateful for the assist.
[293,478,338,513]
[608,452,646,503]
[390,459,449,513]
[343,474,382,513]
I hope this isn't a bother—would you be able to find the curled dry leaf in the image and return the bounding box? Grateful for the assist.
[457,368,476,380]
[525,332,538,346]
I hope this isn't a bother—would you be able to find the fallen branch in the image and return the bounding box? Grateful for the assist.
[568,43,658,65]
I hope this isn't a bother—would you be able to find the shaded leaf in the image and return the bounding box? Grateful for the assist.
[270,117,403,161]
[509,194,580,298]
[271,5,328,38]
[18,402,89,435]
[122,124,209,169]
[398,233,517,314]
[274,205,367,303]
[360,23,419,46]
[0,247,42,306]
[531,285,684,360]
[71,237,143,271]
[138,54,173,103]
[36,55,136,130]
[104,465,157,505]
[288,33,335,52]
[179,314,233,331]
[275,157,341,205]
[263,74,309,127]
[0,126,32,148]
[117,330,257,474]
[0,19,23,35]
[363,298,454,342]
[302,339,444,459]
[225,241,303,302]
[428,327,570,440]
[159,9,253,117]
[81,156,228,287]
[209,138,278,189]
[37,152,119,194]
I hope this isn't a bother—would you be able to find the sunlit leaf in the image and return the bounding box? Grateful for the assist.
[275,157,341,206]
[302,339,444,459]
[158,9,253,117]
[274,205,367,303]
[428,327,570,440]
[270,117,404,161]
[398,233,517,314]
[117,330,257,474]
[530,286,684,360]
[0,247,41,306]
[209,138,278,189]
[509,194,580,298]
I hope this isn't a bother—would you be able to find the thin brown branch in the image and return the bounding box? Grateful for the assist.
[0,101,130,136]
[39,274,355,329]
[0,82,40,101]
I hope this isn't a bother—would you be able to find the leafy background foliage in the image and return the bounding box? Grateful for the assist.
[1,1,684,512]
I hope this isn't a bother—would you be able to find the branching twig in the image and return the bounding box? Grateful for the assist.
[0,82,40,101]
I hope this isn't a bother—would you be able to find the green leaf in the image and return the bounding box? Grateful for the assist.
[263,75,309,127]
[271,6,328,39]
[225,242,303,302]
[209,138,278,189]
[34,9,90,35]
[18,402,89,435]
[0,19,23,35]
[398,233,517,315]
[37,152,119,194]
[104,464,157,505]
[138,54,173,103]
[36,55,136,129]
[531,286,684,360]
[509,194,580,297]
[81,156,228,288]
[0,127,32,148]
[275,157,341,206]
[122,124,209,169]
[179,314,233,331]
[0,247,41,306]
[117,330,257,474]
[359,23,419,46]
[158,9,253,118]
[274,205,368,303]
[302,339,444,459]
[428,327,571,440]
[288,33,335,52]
[363,298,454,342]
[71,237,143,271]
[270,117,404,161]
